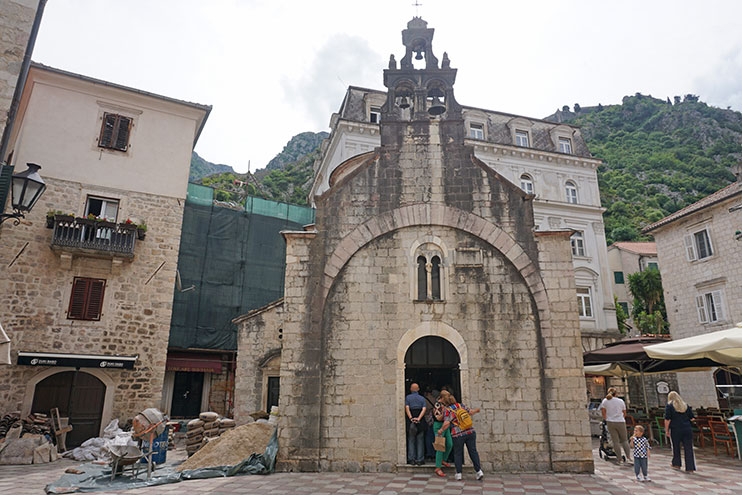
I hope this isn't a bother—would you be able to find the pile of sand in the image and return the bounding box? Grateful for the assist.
[176,422,275,471]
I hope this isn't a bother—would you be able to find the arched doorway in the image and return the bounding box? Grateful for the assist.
[404,336,461,401]
[31,371,105,448]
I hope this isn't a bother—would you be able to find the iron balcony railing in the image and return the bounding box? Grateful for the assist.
[51,216,136,256]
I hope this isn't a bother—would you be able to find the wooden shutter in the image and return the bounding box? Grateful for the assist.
[0,164,13,214]
[85,279,106,320]
[696,295,707,323]
[113,116,131,151]
[99,113,117,148]
[684,234,697,261]
[67,277,106,321]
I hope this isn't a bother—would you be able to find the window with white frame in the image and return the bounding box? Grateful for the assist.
[565,181,578,204]
[519,174,534,195]
[571,231,586,257]
[558,137,572,154]
[696,290,725,323]
[369,107,381,124]
[684,228,713,261]
[469,122,484,140]
[85,196,119,221]
[577,287,593,318]
[515,129,529,147]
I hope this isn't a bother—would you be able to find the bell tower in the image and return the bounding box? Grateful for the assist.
[382,17,462,125]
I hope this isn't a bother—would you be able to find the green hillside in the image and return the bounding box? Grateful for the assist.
[548,94,741,243]
[189,152,235,182]
[264,131,328,171]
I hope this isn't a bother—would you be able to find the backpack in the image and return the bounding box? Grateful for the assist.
[453,403,473,430]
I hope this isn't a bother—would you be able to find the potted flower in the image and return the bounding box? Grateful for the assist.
[46,210,60,228]
[136,222,147,240]
[77,213,98,226]
[52,211,75,225]
[119,218,137,231]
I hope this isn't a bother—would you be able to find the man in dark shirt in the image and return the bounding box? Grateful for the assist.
[405,383,427,465]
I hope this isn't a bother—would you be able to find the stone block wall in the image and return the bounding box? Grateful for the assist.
[651,196,742,407]
[0,0,37,134]
[234,300,284,423]
[0,176,185,425]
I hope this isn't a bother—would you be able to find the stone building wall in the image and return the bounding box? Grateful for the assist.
[0,176,184,426]
[0,0,37,134]
[650,192,742,407]
[234,300,284,423]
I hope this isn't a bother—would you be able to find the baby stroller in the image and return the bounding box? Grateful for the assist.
[598,420,619,461]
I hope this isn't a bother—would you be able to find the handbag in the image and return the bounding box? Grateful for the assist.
[433,435,446,452]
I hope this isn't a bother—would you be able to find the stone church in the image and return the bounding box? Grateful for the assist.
[235,18,592,473]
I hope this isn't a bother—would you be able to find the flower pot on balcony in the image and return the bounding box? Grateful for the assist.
[53,214,75,223]
[97,220,116,229]
[46,216,54,228]
[119,222,137,232]
[76,217,97,226]
[136,228,146,240]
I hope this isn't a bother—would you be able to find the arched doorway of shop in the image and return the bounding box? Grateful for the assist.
[31,370,105,448]
[404,336,461,402]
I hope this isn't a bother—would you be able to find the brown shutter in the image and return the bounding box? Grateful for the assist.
[67,277,106,321]
[68,278,90,319]
[99,113,116,148]
[85,279,106,320]
[113,116,131,151]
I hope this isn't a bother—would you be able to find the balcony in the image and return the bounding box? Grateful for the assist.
[50,215,137,260]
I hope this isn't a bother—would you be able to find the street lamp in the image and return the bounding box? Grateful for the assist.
[0,163,46,226]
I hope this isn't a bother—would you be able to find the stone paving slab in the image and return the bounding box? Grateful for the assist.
[0,444,739,494]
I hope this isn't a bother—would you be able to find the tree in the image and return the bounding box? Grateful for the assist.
[574,103,581,113]
[627,268,668,334]
[614,296,629,334]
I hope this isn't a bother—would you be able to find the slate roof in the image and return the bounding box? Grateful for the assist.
[643,181,742,233]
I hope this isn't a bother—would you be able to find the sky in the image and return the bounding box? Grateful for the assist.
[31,0,742,173]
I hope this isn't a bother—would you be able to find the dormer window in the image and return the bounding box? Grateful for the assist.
[520,174,534,195]
[369,107,381,124]
[515,130,530,147]
[469,122,484,140]
[558,137,572,154]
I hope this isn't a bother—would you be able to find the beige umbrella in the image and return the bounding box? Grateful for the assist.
[584,362,639,377]
[644,322,742,367]
[0,322,10,365]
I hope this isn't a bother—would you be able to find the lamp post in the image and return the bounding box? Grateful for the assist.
[0,163,46,226]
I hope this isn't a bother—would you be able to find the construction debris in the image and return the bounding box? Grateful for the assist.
[0,412,53,441]
[176,422,274,471]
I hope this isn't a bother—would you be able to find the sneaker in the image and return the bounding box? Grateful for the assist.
[455,473,462,481]
[644,475,651,482]
[636,476,643,482]
[476,470,484,480]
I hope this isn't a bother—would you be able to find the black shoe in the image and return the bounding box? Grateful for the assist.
[408,461,415,465]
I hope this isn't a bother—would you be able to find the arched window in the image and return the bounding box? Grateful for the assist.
[413,243,445,302]
[417,256,428,300]
[565,180,578,204]
[431,256,441,300]
[520,174,534,195]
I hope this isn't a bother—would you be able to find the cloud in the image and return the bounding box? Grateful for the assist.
[694,45,742,111]
[281,34,386,129]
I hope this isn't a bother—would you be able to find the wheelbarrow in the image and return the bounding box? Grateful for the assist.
[109,444,147,481]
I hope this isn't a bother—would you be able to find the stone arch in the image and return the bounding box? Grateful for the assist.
[321,203,550,321]
[21,367,115,437]
[395,321,470,465]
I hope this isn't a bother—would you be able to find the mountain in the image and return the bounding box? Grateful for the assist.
[546,94,741,244]
[263,131,328,171]
[190,151,235,182]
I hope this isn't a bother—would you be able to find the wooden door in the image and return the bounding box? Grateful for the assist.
[32,371,106,448]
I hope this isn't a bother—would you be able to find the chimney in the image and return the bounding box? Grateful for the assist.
[732,163,742,182]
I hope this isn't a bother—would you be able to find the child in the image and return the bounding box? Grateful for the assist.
[630,425,651,482]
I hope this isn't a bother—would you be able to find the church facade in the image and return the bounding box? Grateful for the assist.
[235,18,593,473]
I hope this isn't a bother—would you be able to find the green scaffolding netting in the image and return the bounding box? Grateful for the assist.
[169,185,314,350]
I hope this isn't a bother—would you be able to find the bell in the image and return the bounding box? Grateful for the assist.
[415,50,424,60]
[398,96,410,109]
[428,96,446,116]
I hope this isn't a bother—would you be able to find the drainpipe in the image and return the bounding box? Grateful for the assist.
[0,0,48,165]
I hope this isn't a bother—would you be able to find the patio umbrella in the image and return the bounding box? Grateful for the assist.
[644,322,742,367]
[583,337,726,415]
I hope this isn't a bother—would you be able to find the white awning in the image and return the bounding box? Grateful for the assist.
[0,323,10,365]
[644,322,742,367]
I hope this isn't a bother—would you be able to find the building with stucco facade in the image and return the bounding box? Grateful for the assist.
[607,241,658,331]
[235,18,593,473]
[644,178,742,407]
[0,63,209,447]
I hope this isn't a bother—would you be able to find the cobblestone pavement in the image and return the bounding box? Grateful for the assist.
[1,443,740,495]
